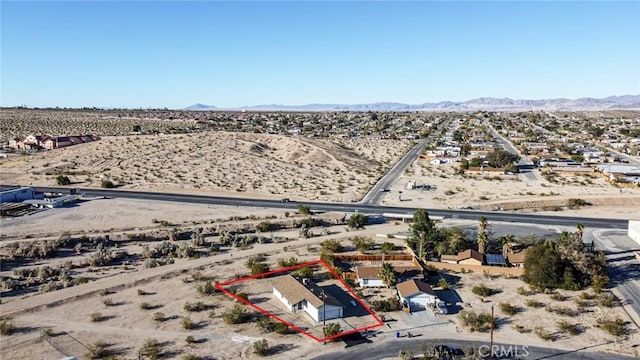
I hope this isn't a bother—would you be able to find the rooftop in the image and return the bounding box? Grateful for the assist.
[396,279,435,298]
[272,275,342,309]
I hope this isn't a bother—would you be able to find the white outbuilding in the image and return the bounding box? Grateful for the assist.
[397,279,438,311]
[272,275,343,322]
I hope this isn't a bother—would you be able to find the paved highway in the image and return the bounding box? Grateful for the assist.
[361,119,449,205]
[27,186,630,229]
[361,138,429,205]
[311,338,637,360]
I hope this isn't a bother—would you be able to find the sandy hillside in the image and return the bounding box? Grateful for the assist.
[0,132,411,202]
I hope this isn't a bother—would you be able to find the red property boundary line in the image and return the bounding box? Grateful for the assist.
[215,259,383,342]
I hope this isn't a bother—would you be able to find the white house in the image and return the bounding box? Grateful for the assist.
[355,266,385,288]
[272,275,343,322]
[396,279,438,311]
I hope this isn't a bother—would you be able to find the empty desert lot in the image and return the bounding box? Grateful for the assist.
[0,132,411,202]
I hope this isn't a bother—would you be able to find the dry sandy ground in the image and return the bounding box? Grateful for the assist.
[0,198,287,240]
[383,161,640,219]
[1,200,638,359]
[0,132,410,203]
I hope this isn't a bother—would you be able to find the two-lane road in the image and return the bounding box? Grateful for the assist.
[361,138,429,205]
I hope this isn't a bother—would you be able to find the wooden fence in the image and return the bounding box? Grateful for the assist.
[425,261,524,277]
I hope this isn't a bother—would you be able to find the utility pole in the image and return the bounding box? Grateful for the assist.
[322,289,327,344]
[489,304,494,360]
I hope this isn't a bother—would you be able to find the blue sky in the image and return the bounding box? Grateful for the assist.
[1,1,639,108]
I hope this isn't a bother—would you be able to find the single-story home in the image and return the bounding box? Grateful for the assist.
[397,279,439,311]
[355,265,423,288]
[457,249,484,266]
[506,247,528,268]
[272,275,343,322]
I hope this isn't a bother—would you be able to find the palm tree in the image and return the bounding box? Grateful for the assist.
[477,216,489,254]
[379,262,396,288]
[502,241,513,259]
[380,242,394,262]
[576,223,585,242]
[477,232,488,254]
[478,216,488,234]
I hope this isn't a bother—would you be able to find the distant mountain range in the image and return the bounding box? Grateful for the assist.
[184,95,640,112]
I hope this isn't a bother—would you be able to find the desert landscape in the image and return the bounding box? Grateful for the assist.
[383,160,640,218]
[1,200,638,359]
[0,132,411,203]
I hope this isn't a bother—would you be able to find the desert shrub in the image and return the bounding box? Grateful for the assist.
[534,326,554,341]
[437,278,450,289]
[472,284,495,297]
[0,321,16,335]
[102,298,115,307]
[516,286,536,296]
[137,289,150,296]
[222,304,249,324]
[371,297,401,312]
[208,309,216,319]
[320,239,343,253]
[499,303,520,315]
[525,299,544,308]
[42,327,55,336]
[256,221,272,232]
[274,322,295,335]
[185,335,195,344]
[140,302,153,310]
[251,262,269,276]
[138,338,161,360]
[598,293,618,307]
[256,315,276,333]
[351,236,375,254]
[182,316,196,330]
[90,313,104,322]
[278,257,300,267]
[183,355,204,360]
[557,320,581,335]
[513,324,527,333]
[546,305,578,317]
[184,301,207,312]
[596,317,625,336]
[197,280,216,295]
[101,180,115,188]
[550,292,566,301]
[87,341,112,360]
[579,292,596,300]
[236,293,249,302]
[152,312,165,322]
[324,322,342,337]
[253,338,270,356]
[458,310,494,332]
[56,175,71,185]
[347,213,367,229]
[291,266,314,279]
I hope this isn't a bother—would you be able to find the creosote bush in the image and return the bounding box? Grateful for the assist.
[0,321,16,336]
[471,284,495,297]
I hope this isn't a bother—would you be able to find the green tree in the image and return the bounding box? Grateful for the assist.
[101,179,115,188]
[320,239,343,253]
[380,241,395,262]
[56,175,71,185]
[379,262,397,288]
[408,209,442,259]
[348,213,367,229]
[486,150,520,168]
[351,236,375,254]
[297,204,311,215]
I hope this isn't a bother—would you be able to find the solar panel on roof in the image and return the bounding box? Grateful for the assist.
[485,254,506,265]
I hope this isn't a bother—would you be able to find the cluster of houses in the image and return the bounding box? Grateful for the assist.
[440,247,527,268]
[271,261,448,323]
[8,134,100,151]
